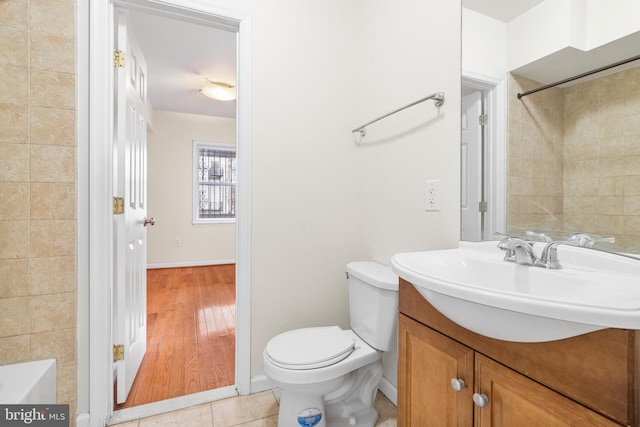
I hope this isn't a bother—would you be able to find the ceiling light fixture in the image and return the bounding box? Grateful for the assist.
[199,79,237,101]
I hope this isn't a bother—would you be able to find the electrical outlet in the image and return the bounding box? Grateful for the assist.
[425,179,440,211]
[174,238,181,247]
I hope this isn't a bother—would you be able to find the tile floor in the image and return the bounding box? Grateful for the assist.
[111,390,397,427]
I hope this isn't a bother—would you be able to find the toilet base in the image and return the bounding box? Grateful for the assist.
[278,392,328,427]
[276,360,383,427]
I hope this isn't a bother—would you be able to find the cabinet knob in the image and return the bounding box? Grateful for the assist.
[473,393,489,408]
[450,378,465,392]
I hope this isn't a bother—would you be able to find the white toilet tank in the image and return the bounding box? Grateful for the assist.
[346,261,399,351]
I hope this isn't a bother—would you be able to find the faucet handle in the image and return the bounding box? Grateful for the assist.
[567,233,591,246]
[584,236,615,248]
[526,231,553,242]
[493,231,511,240]
[497,237,538,265]
[568,233,616,247]
[539,241,578,269]
[495,234,516,261]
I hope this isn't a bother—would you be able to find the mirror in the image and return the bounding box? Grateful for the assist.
[461,1,640,256]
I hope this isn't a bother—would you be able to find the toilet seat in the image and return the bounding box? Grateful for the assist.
[265,326,355,370]
[263,328,381,385]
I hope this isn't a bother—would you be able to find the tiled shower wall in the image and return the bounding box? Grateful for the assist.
[507,74,565,237]
[508,65,640,253]
[0,0,77,417]
[563,67,640,253]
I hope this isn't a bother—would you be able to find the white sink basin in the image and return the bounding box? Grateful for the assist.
[391,241,640,342]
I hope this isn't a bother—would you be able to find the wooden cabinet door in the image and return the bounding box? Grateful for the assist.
[398,314,474,427]
[474,354,621,427]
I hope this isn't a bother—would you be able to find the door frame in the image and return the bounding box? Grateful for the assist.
[461,70,506,238]
[460,90,484,241]
[79,1,252,425]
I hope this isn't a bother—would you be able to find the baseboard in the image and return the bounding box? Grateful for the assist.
[378,377,397,406]
[146,259,235,269]
[76,413,90,427]
[250,374,274,394]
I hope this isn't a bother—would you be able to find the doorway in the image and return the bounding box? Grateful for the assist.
[84,1,252,425]
[461,89,484,240]
[112,5,238,410]
[461,72,507,241]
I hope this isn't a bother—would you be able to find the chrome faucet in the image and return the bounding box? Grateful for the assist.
[497,237,538,266]
[497,236,579,269]
[538,241,577,269]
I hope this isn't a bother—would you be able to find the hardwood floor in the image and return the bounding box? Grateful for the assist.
[116,264,236,410]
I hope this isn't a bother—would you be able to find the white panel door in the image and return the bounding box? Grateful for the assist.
[461,91,483,241]
[114,8,149,404]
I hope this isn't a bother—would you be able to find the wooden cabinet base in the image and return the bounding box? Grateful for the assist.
[398,314,473,426]
[399,279,637,427]
[475,354,620,427]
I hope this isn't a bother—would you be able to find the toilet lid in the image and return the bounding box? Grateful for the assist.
[266,326,355,370]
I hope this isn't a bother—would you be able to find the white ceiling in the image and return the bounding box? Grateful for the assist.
[128,10,237,119]
[461,0,546,22]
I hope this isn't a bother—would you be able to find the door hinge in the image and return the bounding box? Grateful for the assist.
[479,114,488,126]
[479,201,488,213]
[113,197,125,215]
[113,344,124,362]
[114,49,125,68]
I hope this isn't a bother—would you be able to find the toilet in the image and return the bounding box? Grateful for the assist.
[263,261,398,427]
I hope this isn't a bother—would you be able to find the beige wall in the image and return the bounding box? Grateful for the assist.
[462,7,507,78]
[243,0,462,379]
[508,66,640,253]
[0,0,77,416]
[354,0,461,389]
[147,111,236,267]
[355,0,462,263]
[244,0,361,377]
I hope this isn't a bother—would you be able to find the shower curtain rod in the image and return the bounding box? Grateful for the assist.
[352,92,445,137]
[517,54,640,99]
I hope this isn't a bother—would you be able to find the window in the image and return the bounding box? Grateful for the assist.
[193,141,236,223]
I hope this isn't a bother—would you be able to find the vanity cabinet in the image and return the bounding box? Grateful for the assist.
[398,279,636,427]
[474,354,618,427]
[398,314,474,426]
